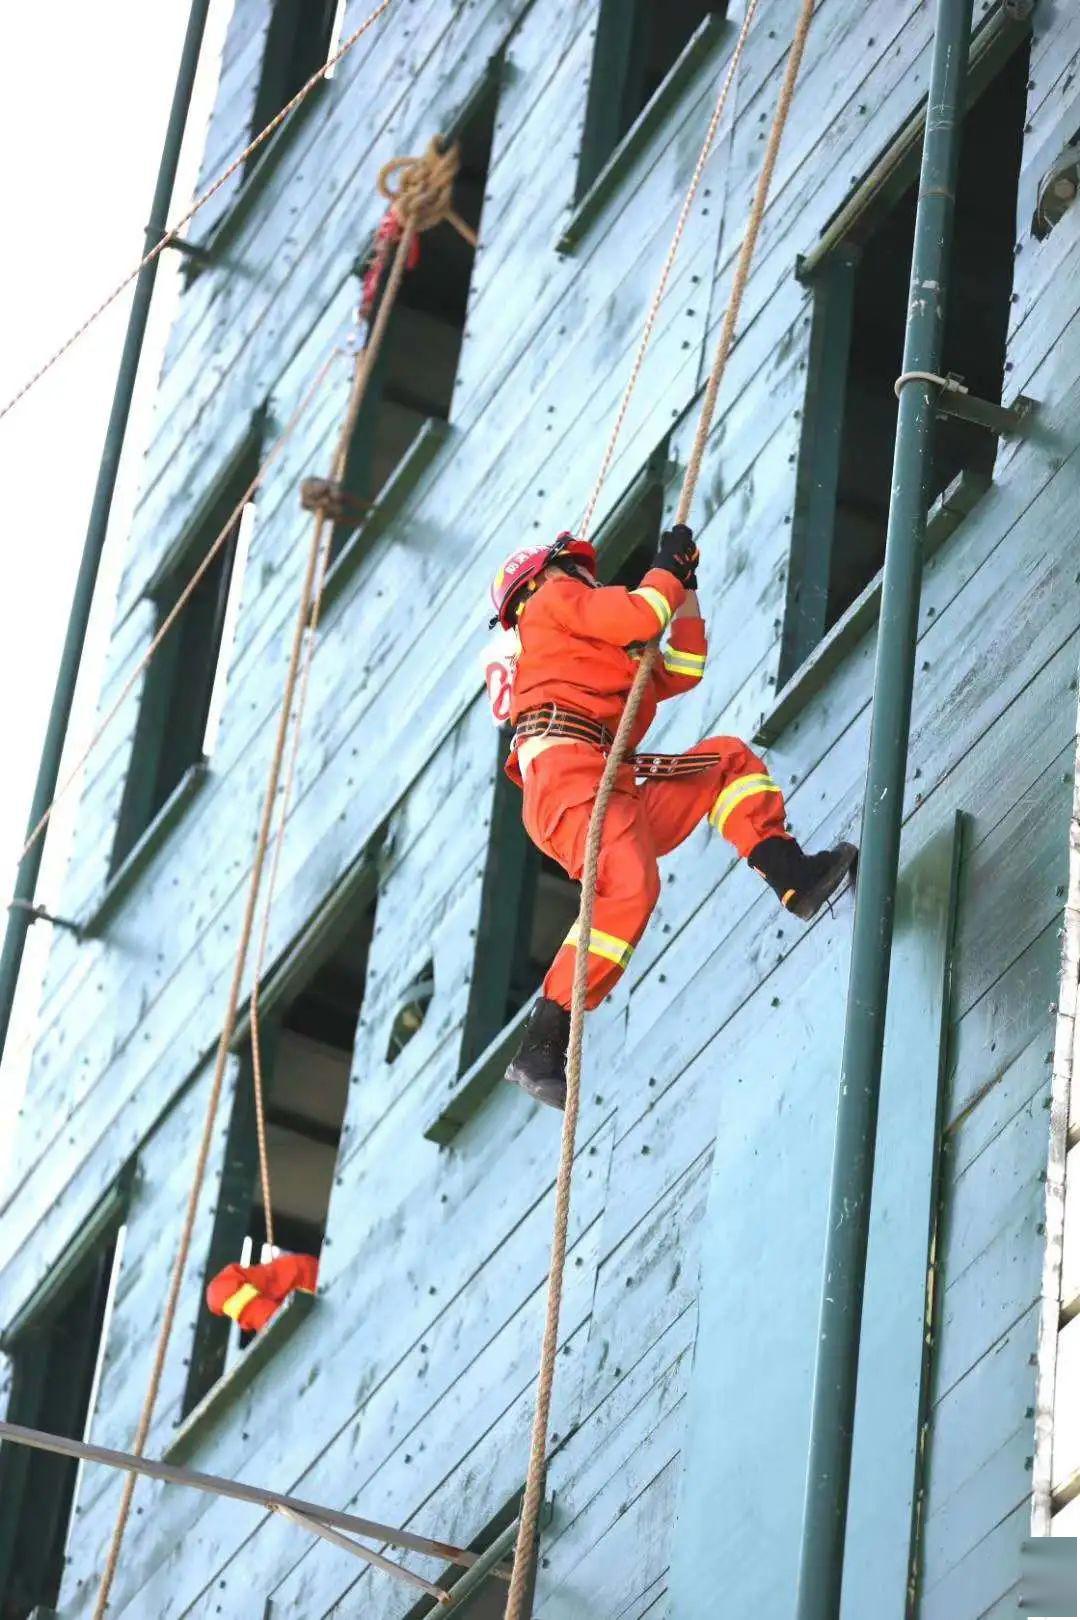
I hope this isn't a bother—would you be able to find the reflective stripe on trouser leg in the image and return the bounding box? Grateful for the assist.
[708,774,784,837]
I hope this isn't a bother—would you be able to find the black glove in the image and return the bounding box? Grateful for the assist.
[653,524,699,588]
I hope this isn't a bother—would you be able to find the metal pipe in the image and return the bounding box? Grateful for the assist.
[428,1518,518,1614]
[794,3,974,1616]
[0,0,213,1067]
[0,1421,477,1567]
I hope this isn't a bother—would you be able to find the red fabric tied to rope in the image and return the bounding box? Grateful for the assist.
[360,207,421,322]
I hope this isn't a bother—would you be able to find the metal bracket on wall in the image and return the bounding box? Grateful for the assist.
[894,370,1038,437]
[164,234,213,269]
[5,899,82,939]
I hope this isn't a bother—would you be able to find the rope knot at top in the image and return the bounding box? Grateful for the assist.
[377,137,477,243]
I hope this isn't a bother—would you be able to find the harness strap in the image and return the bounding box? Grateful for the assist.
[513,706,723,779]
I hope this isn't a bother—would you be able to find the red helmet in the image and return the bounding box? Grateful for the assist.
[490,532,597,629]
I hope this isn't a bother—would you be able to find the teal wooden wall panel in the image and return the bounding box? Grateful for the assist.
[665,926,852,1618]
[839,820,962,1620]
[4,1,1080,1615]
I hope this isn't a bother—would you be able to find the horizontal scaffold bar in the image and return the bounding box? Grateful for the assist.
[0,1421,475,1569]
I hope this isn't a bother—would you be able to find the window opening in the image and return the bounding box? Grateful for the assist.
[249,0,340,159]
[386,961,435,1063]
[202,497,255,758]
[323,0,348,79]
[331,85,498,558]
[185,897,376,1409]
[780,37,1030,681]
[578,1,725,198]
[111,454,259,874]
[0,1227,123,1618]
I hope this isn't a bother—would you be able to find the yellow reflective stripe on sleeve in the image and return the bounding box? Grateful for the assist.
[662,648,706,678]
[708,774,783,833]
[563,923,634,970]
[221,1283,261,1323]
[631,586,673,632]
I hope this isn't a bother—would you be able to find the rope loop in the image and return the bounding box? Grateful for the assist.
[377,137,462,235]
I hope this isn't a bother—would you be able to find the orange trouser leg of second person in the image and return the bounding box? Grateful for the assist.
[522,738,789,1011]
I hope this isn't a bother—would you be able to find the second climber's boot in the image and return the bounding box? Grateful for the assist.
[749,835,858,921]
[504,996,571,1110]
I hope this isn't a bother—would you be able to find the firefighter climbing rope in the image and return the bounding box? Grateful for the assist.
[502,2,821,1612]
[0,0,837,1611]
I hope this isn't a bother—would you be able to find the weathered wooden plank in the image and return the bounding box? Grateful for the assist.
[841,821,962,1620]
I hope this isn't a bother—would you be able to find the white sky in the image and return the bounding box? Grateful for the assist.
[0,1,231,1179]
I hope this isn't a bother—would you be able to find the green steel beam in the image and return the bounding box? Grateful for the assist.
[794,3,975,1617]
[0,0,212,1067]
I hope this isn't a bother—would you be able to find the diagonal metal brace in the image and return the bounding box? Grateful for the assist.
[0,1421,476,1570]
[272,1504,451,1603]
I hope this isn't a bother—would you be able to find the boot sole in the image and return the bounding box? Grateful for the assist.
[787,843,858,921]
[503,1064,567,1111]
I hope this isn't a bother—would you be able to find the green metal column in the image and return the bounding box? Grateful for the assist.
[795,2,974,1616]
[0,0,212,1065]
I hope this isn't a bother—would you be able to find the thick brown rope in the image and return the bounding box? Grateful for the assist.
[578,0,761,544]
[378,138,476,245]
[0,0,394,425]
[13,351,343,875]
[249,225,417,1248]
[504,3,816,1613]
[92,144,447,1609]
[92,503,332,1620]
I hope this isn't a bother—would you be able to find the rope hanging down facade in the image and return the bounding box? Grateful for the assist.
[249,138,470,1246]
[92,141,463,1616]
[0,0,395,426]
[12,354,343,877]
[503,3,818,1613]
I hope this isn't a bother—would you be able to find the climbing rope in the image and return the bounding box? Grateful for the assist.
[10,352,343,880]
[0,0,395,425]
[92,146,464,1613]
[503,3,817,1613]
[249,193,431,1247]
[10,131,465,885]
[578,0,762,542]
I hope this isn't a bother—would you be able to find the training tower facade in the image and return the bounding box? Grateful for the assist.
[3,1,1080,1615]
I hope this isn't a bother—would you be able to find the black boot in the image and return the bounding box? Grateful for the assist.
[749,836,858,921]
[504,997,571,1110]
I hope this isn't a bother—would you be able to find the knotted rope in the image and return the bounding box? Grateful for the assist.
[378,136,478,244]
[94,139,468,1610]
[504,3,817,1613]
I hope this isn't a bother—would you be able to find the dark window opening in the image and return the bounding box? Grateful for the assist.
[112,459,257,874]
[185,898,375,1408]
[504,851,580,1025]
[249,0,341,157]
[600,478,663,589]
[780,38,1029,681]
[386,961,434,1063]
[332,89,498,559]
[578,1,725,198]
[0,1229,122,1619]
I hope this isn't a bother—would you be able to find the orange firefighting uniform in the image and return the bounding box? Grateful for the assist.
[507,567,790,1010]
[205,1253,319,1333]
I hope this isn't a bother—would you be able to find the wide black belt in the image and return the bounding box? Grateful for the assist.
[513,705,722,779]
